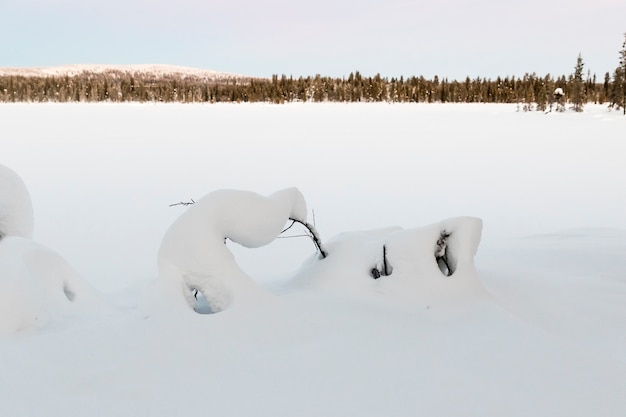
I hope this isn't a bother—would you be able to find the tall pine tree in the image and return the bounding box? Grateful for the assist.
[571,53,585,112]
[619,33,626,114]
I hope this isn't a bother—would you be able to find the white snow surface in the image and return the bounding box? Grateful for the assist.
[1,103,625,416]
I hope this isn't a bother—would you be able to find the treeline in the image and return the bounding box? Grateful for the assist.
[0,69,623,111]
[0,72,250,104]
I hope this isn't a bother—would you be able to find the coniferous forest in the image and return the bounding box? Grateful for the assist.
[1,35,625,113]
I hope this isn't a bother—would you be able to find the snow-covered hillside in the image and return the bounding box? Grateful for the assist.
[1,103,625,417]
[0,64,248,81]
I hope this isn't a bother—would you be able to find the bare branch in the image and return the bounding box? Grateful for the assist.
[289,217,327,259]
[169,199,195,207]
[165,197,327,258]
[277,234,313,239]
[371,244,391,279]
[383,244,390,276]
[281,220,297,234]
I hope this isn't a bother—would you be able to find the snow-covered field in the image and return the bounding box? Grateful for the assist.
[1,102,625,416]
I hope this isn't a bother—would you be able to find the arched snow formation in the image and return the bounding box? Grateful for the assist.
[157,187,311,314]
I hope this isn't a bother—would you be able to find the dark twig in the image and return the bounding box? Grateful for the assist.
[289,217,327,258]
[281,220,297,234]
[383,244,389,276]
[166,198,327,258]
[277,234,312,239]
[169,199,195,207]
[372,244,391,279]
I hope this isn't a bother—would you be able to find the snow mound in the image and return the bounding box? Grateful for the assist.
[0,237,102,337]
[155,188,308,314]
[0,164,102,337]
[292,217,486,308]
[0,163,34,239]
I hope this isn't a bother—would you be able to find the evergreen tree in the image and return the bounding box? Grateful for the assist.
[571,53,585,112]
[611,67,624,111]
[522,73,535,111]
[534,75,548,112]
[602,72,611,103]
[0,67,609,105]
[618,32,626,114]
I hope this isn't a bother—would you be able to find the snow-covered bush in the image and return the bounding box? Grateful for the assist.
[0,163,101,337]
[156,188,310,313]
[0,237,101,336]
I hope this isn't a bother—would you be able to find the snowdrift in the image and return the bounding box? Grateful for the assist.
[0,237,102,336]
[154,185,485,314]
[0,164,101,337]
[293,216,486,308]
[2,166,485,332]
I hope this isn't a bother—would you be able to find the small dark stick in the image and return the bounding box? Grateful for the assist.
[169,199,195,207]
[383,244,390,276]
[289,217,327,259]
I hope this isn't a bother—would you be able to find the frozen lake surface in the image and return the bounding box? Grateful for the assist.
[1,103,625,416]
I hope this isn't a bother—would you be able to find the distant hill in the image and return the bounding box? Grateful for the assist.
[0,64,253,82]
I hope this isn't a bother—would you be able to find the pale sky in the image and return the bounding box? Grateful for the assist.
[1,0,624,80]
